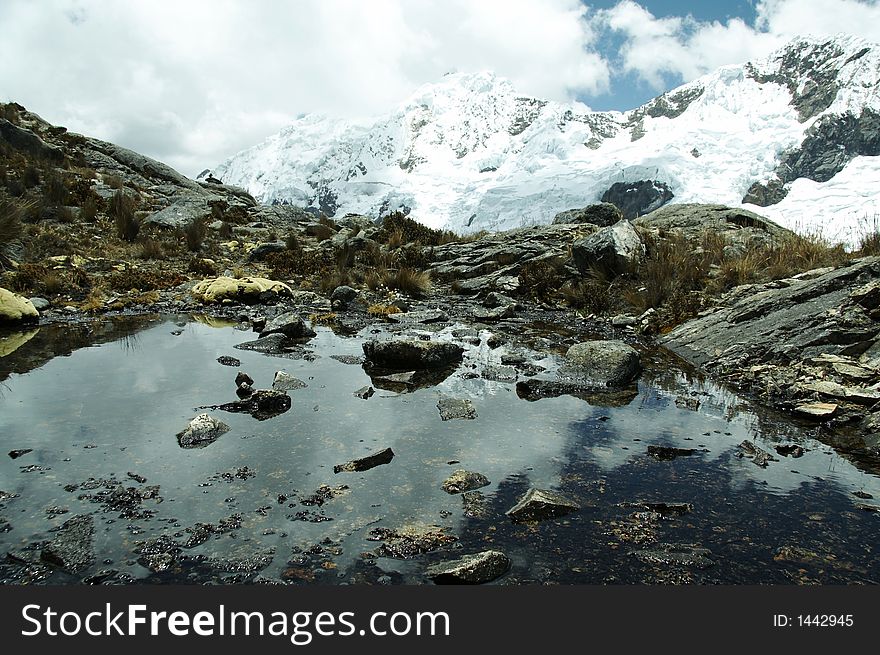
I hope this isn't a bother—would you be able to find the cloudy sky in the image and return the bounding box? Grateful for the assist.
[2,0,880,177]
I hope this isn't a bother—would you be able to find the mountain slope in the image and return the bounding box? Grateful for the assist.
[211,34,880,244]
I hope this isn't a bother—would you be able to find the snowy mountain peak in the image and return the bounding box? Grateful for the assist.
[212,34,880,243]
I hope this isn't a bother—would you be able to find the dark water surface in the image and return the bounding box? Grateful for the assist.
[0,316,877,584]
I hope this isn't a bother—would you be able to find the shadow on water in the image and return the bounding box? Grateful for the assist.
[0,316,877,585]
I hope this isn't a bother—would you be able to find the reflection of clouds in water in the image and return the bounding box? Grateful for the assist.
[578,372,880,499]
[2,318,879,576]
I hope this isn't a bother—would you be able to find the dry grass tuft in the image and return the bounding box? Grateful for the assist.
[380,267,431,296]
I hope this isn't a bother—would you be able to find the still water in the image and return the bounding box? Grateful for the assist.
[0,316,877,584]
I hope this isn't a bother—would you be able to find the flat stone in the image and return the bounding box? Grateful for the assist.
[353,386,375,399]
[506,488,580,523]
[795,402,838,419]
[363,339,464,369]
[427,550,511,584]
[334,447,395,474]
[442,470,490,494]
[217,355,241,367]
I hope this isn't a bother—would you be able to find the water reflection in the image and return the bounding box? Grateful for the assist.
[0,317,877,584]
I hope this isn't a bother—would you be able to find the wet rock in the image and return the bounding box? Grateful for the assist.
[362,339,464,369]
[235,383,253,399]
[191,276,292,304]
[40,515,95,574]
[471,304,516,322]
[632,544,714,569]
[259,312,317,339]
[739,440,777,467]
[234,333,305,356]
[571,220,645,276]
[353,386,375,400]
[506,488,580,523]
[427,550,511,584]
[438,397,477,421]
[300,484,349,507]
[367,525,457,559]
[330,285,359,311]
[552,202,623,226]
[853,490,874,499]
[442,470,490,494]
[217,389,291,421]
[177,414,230,448]
[8,449,32,459]
[776,444,806,458]
[387,309,448,324]
[0,287,39,324]
[235,371,254,388]
[647,445,698,461]
[334,447,395,474]
[625,501,693,516]
[562,340,641,387]
[217,355,241,367]
[272,371,307,391]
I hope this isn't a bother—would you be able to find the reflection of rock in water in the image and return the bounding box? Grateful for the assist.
[0,328,39,358]
[516,379,638,407]
[364,364,458,393]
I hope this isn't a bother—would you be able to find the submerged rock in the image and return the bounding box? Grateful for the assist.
[632,543,714,569]
[516,379,638,407]
[506,488,580,523]
[177,414,230,448]
[427,550,511,584]
[437,397,477,421]
[647,445,698,461]
[217,355,241,367]
[40,515,95,574]
[363,339,464,369]
[334,447,395,474]
[442,470,490,494]
[739,440,777,467]
[8,449,32,459]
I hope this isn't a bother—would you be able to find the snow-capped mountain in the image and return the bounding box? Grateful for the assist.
[211,34,880,244]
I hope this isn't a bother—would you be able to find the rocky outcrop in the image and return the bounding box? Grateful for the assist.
[600,180,674,219]
[0,288,39,324]
[0,118,64,163]
[661,257,880,452]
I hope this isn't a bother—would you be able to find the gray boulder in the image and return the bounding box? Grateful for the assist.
[143,193,215,229]
[363,339,464,370]
[571,220,644,276]
[427,550,511,584]
[177,414,230,448]
[330,285,358,310]
[562,340,641,387]
[601,180,674,219]
[260,312,317,339]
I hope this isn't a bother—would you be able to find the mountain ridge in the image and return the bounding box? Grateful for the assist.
[210,33,880,244]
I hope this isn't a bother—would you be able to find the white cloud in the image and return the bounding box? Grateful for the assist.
[0,0,609,176]
[598,0,880,91]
